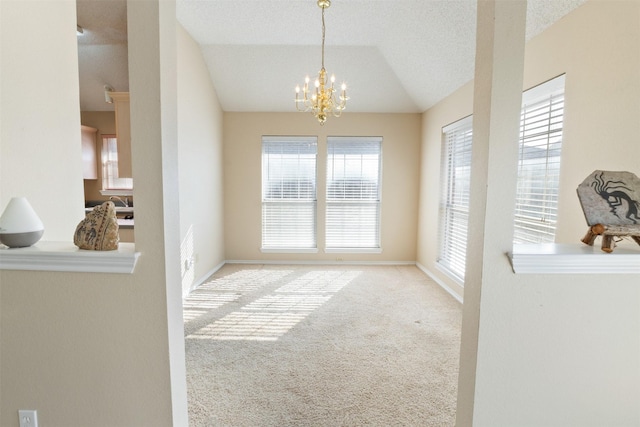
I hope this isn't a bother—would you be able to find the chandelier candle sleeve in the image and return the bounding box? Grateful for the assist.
[294,0,349,125]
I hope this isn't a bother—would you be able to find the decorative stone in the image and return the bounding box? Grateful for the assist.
[74,201,119,250]
[577,170,640,226]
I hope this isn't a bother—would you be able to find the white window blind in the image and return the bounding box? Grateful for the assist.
[438,116,473,282]
[262,136,317,250]
[326,137,382,250]
[514,74,565,244]
[102,135,133,191]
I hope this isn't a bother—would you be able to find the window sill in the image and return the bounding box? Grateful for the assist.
[324,247,383,254]
[0,241,140,274]
[508,243,640,274]
[100,189,133,197]
[261,248,319,254]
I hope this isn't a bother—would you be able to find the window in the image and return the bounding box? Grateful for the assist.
[262,136,317,251]
[514,74,565,243]
[102,135,133,191]
[326,136,382,251]
[438,116,473,282]
[437,75,566,283]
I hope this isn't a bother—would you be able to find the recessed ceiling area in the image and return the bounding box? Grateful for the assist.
[77,0,587,114]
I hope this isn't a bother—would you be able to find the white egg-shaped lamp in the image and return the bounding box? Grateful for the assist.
[0,197,44,248]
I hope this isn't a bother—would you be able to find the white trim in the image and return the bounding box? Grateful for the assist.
[225,259,414,266]
[522,73,565,105]
[442,115,472,134]
[185,260,226,297]
[509,244,640,274]
[261,248,319,254]
[0,241,140,273]
[324,247,383,254]
[185,260,464,305]
[100,189,134,196]
[416,262,464,304]
[435,261,465,287]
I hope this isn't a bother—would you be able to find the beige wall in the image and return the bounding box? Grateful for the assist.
[418,1,639,424]
[224,112,421,263]
[527,0,640,244]
[1,1,188,425]
[177,23,225,296]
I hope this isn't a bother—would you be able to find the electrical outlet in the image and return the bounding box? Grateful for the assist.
[184,257,196,271]
[18,410,38,427]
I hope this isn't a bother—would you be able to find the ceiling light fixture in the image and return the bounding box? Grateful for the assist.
[104,85,114,104]
[295,0,348,125]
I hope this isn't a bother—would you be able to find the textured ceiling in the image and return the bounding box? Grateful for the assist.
[77,0,587,113]
[77,0,128,112]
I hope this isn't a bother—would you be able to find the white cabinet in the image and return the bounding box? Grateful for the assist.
[81,125,98,179]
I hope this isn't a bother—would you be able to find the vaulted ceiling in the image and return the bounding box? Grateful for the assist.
[77,0,587,113]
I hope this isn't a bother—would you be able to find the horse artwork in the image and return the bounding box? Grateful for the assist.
[577,170,640,252]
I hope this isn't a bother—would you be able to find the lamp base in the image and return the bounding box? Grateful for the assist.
[0,229,44,248]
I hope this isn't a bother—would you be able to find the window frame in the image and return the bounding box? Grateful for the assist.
[261,136,319,253]
[100,134,133,195]
[325,136,383,253]
[514,74,566,244]
[437,116,473,283]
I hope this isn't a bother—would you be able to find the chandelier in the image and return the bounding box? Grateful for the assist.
[295,0,348,125]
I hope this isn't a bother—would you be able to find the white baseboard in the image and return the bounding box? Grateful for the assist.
[186,259,463,305]
[415,262,463,304]
[225,259,416,266]
[185,260,226,297]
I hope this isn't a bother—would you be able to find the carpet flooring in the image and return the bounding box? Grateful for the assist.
[184,264,462,426]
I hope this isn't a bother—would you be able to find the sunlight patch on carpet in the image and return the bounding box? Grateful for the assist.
[187,312,308,341]
[183,293,241,322]
[186,270,362,341]
[275,270,361,294]
[242,294,332,311]
[183,269,294,323]
[198,269,293,292]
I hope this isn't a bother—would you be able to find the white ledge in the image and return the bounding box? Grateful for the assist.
[0,241,140,274]
[508,243,640,274]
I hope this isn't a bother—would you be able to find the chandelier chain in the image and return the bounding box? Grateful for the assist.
[321,6,326,70]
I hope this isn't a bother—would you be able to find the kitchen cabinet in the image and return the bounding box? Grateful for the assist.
[110,92,131,178]
[81,125,98,179]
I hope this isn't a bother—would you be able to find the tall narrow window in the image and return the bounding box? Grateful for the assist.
[514,74,565,243]
[262,136,317,251]
[326,136,382,251]
[438,116,473,282]
[102,135,133,191]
